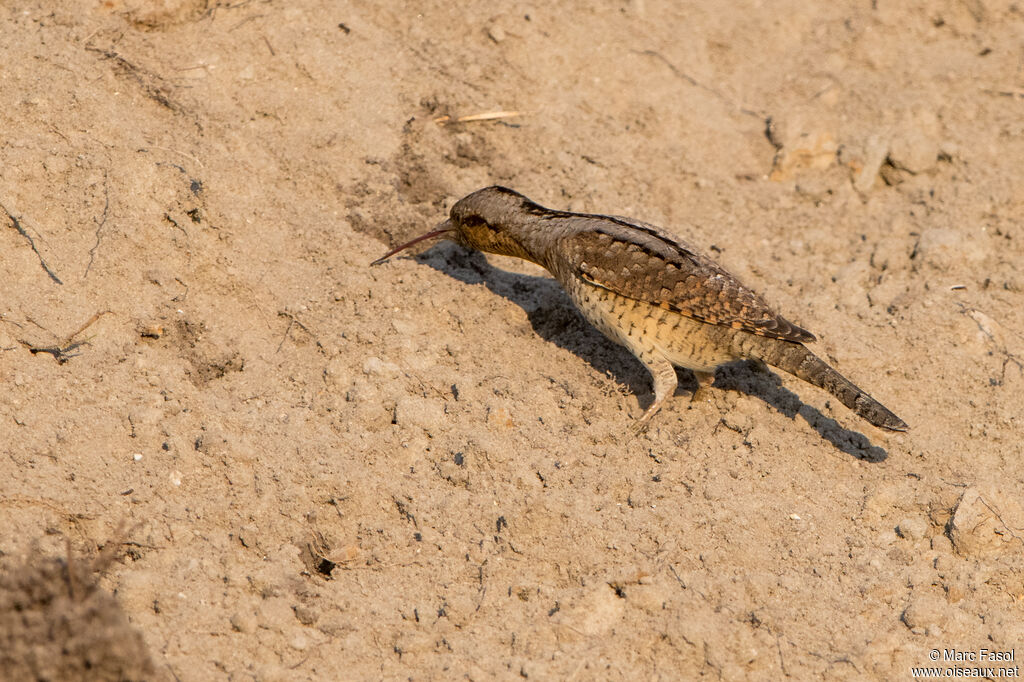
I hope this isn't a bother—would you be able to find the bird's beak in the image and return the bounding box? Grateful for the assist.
[370,219,454,266]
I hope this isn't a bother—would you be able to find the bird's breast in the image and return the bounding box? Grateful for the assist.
[557,272,739,373]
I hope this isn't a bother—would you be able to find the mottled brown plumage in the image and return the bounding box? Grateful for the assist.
[372,186,908,433]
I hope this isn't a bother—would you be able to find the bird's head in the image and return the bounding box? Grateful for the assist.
[370,186,540,265]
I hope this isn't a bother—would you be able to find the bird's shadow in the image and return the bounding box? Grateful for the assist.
[412,243,887,462]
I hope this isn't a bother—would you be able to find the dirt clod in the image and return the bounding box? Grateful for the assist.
[0,548,154,682]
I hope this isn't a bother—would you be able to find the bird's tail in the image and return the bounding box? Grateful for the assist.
[750,341,908,431]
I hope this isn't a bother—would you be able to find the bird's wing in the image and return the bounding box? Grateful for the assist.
[557,215,816,343]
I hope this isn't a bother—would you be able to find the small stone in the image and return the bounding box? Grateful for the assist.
[486,406,515,430]
[769,129,838,180]
[948,486,1024,557]
[488,24,507,42]
[875,528,898,546]
[390,318,417,336]
[901,594,949,634]
[930,534,953,554]
[362,357,385,375]
[719,413,752,435]
[928,502,952,528]
[879,160,908,186]
[237,524,259,549]
[289,634,308,651]
[140,324,164,339]
[852,135,890,193]
[293,604,319,626]
[896,517,929,541]
[888,129,939,174]
[230,612,257,633]
[944,583,966,604]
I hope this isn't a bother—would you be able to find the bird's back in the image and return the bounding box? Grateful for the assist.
[527,211,815,345]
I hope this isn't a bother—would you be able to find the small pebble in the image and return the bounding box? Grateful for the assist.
[930,534,953,554]
[488,24,507,42]
[230,612,257,634]
[896,516,928,541]
[948,486,1017,557]
[852,136,889,193]
[888,129,939,174]
[140,324,164,339]
[293,604,319,626]
[390,318,417,336]
[901,595,949,634]
[486,406,515,429]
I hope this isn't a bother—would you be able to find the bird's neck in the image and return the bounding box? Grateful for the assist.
[486,230,542,265]
[489,212,570,271]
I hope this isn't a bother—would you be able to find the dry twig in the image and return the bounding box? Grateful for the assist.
[434,110,523,125]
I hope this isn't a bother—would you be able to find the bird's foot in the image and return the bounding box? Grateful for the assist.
[690,371,716,404]
[628,417,652,438]
[691,386,713,403]
[628,398,667,437]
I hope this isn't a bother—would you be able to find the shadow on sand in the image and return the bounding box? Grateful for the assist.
[406,242,887,462]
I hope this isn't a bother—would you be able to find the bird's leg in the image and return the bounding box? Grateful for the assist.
[629,352,677,435]
[691,370,716,403]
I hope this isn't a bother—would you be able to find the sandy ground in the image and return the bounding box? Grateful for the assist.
[1,0,1023,680]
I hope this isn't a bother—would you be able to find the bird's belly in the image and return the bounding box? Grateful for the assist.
[564,278,737,372]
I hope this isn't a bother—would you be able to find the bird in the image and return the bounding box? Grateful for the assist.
[371,186,908,434]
